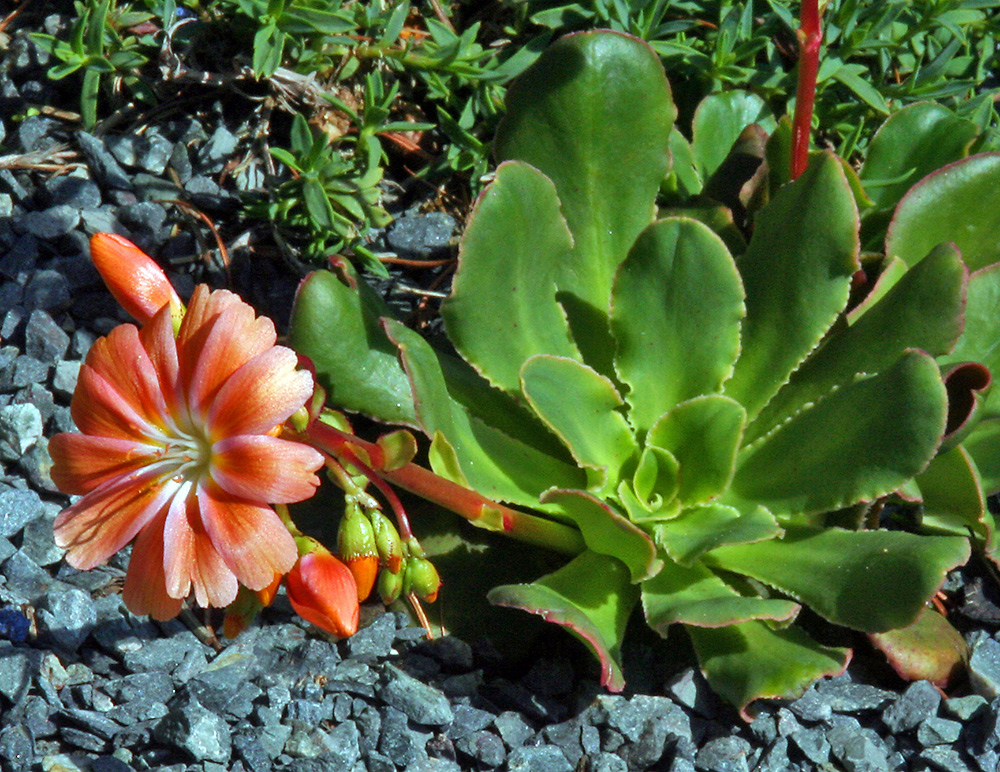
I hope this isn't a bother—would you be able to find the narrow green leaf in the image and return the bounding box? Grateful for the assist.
[495,31,676,320]
[642,557,799,631]
[731,351,947,515]
[653,504,781,566]
[703,525,971,632]
[540,489,660,582]
[385,320,586,509]
[303,179,336,229]
[647,396,746,506]
[521,356,637,486]
[886,153,1000,272]
[746,243,967,444]
[725,153,860,419]
[489,550,638,691]
[289,269,416,426]
[688,621,849,721]
[442,162,579,395]
[611,218,744,432]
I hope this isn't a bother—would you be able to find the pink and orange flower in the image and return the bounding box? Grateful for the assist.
[50,279,325,620]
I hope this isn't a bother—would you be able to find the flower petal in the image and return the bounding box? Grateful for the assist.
[49,433,159,495]
[71,365,164,442]
[162,491,238,608]
[206,347,314,438]
[54,471,174,570]
[122,510,184,621]
[176,286,276,415]
[139,301,181,415]
[196,483,297,592]
[286,551,360,637]
[211,435,324,503]
[85,325,170,430]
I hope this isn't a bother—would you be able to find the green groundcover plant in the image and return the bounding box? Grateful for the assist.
[290,28,1000,716]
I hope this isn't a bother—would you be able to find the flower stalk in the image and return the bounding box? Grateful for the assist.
[791,0,823,179]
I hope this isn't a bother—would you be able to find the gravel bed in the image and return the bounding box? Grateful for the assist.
[4,13,1000,772]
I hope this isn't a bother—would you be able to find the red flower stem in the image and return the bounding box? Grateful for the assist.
[791,0,823,179]
[305,421,586,556]
[336,443,415,541]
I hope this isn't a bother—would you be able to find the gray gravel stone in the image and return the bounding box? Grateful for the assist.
[381,663,454,726]
[379,705,429,766]
[790,727,831,764]
[828,717,890,772]
[969,635,1000,699]
[77,132,133,189]
[695,736,752,772]
[25,309,70,364]
[155,692,232,763]
[919,747,975,772]
[882,680,942,733]
[0,724,34,772]
[0,487,44,536]
[506,744,572,772]
[24,270,71,311]
[0,403,43,455]
[455,730,506,768]
[45,175,102,209]
[493,710,533,749]
[789,687,834,722]
[3,548,70,602]
[387,212,455,258]
[0,645,33,704]
[21,205,80,240]
[917,716,963,746]
[346,611,396,658]
[37,587,96,651]
[944,694,988,721]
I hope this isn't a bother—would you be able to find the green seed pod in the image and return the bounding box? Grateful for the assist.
[338,504,377,563]
[377,566,404,605]
[406,557,441,603]
[369,510,404,574]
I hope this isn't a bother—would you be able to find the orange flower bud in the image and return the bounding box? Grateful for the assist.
[286,548,360,638]
[338,507,379,602]
[90,233,183,325]
[255,571,283,607]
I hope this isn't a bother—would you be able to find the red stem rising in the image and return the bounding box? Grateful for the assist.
[791,0,823,179]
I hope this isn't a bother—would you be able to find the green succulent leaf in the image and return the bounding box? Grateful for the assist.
[646,396,746,506]
[724,153,860,420]
[653,504,782,566]
[691,90,775,179]
[966,418,1000,497]
[916,445,988,541]
[384,320,586,509]
[495,30,676,326]
[488,550,638,691]
[540,489,661,582]
[886,153,1000,273]
[703,525,970,632]
[442,162,579,395]
[667,127,702,198]
[747,242,967,444]
[729,351,947,516]
[688,621,850,722]
[521,356,637,487]
[632,446,680,513]
[642,556,799,632]
[289,269,416,426]
[869,609,968,688]
[860,102,979,212]
[611,218,744,432]
[944,263,1000,419]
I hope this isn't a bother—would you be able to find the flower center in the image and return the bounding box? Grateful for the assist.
[147,425,214,486]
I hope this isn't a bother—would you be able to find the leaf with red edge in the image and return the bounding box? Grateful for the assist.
[869,608,967,688]
[488,550,638,691]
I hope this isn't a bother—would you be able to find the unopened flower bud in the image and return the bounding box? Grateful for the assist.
[369,510,403,574]
[90,233,184,326]
[286,546,360,638]
[338,506,378,602]
[405,557,441,604]
[377,565,404,605]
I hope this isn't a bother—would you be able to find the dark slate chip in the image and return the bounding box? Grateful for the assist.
[0,724,34,772]
[77,132,133,189]
[0,486,44,538]
[380,663,454,726]
[37,587,97,652]
[695,736,753,772]
[919,747,976,772]
[345,611,396,659]
[883,681,943,734]
[23,270,71,312]
[45,175,102,209]
[969,635,1000,700]
[505,744,573,772]
[386,212,456,259]
[455,729,506,768]
[154,691,232,764]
